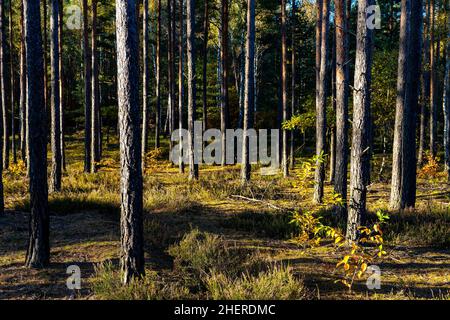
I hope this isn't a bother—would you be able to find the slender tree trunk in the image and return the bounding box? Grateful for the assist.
[241,0,255,183]
[187,0,198,180]
[444,10,450,181]
[281,0,288,177]
[334,0,349,218]
[290,0,296,170]
[155,0,161,149]
[24,0,49,268]
[418,0,431,167]
[49,0,61,192]
[43,0,48,116]
[9,0,15,164]
[116,0,145,284]
[91,0,100,173]
[141,0,149,171]
[59,0,65,171]
[313,0,329,204]
[329,30,336,184]
[167,0,175,153]
[83,0,92,172]
[347,0,374,242]
[202,0,209,130]
[20,0,26,164]
[429,0,436,158]
[1,0,8,170]
[178,0,185,173]
[220,0,229,166]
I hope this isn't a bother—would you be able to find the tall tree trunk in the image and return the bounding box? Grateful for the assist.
[178,0,185,173]
[9,0,15,164]
[24,0,49,268]
[49,0,61,192]
[329,30,336,184]
[346,0,374,242]
[202,0,208,130]
[83,0,92,172]
[403,0,422,208]
[141,0,149,171]
[1,0,8,170]
[167,0,175,153]
[20,0,26,164]
[58,0,65,171]
[155,0,161,149]
[116,0,145,284]
[429,0,437,158]
[444,11,450,181]
[313,0,329,204]
[241,0,255,183]
[281,0,288,177]
[187,0,198,180]
[91,0,100,173]
[334,0,349,218]
[0,0,3,214]
[289,0,296,170]
[220,0,229,166]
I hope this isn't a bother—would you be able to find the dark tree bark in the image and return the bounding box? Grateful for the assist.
[334,0,349,218]
[43,0,48,115]
[281,0,288,177]
[58,0,65,171]
[202,0,209,131]
[347,0,374,242]
[116,0,145,284]
[83,0,92,173]
[155,0,161,149]
[187,0,198,180]
[49,0,61,192]
[329,30,336,184]
[20,0,26,164]
[24,0,49,268]
[1,0,8,170]
[9,0,15,164]
[241,0,255,183]
[403,0,422,208]
[313,0,329,204]
[178,0,185,174]
[220,0,229,166]
[91,0,100,173]
[418,0,431,167]
[429,0,437,158]
[141,0,149,170]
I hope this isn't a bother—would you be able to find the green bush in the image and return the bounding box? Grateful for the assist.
[205,266,307,300]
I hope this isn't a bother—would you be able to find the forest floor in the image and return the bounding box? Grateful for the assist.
[0,137,449,300]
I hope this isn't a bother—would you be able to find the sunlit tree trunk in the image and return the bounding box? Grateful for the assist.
[202,0,209,130]
[116,0,145,284]
[9,0,15,164]
[178,0,185,173]
[444,15,450,181]
[155,0,161,149]
[289,0,296,170]
[429,0,436,158]
[241,0,255,183]
[313,0,329,204]
[418,0,431,166]
[187,0,198,180]
[334,0,349,218]
[20,0,26,165]
[1,0,8,170]
[24,0,49,268]
[281,0,288,177]
[49,0,61,192]
[347,0,374,242]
